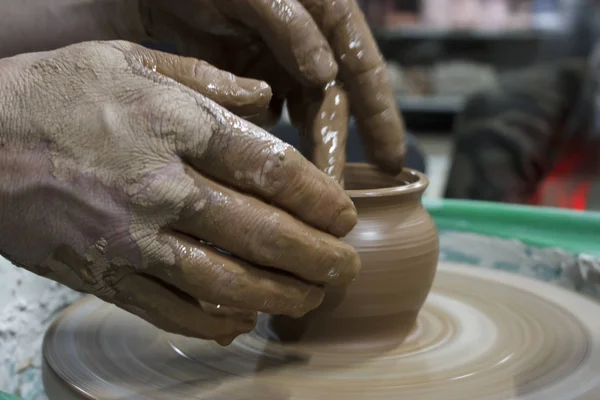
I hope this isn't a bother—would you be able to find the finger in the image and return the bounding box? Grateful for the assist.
[131,50,357,237]
[175,101,357,237]
[287,82,349,183]
[118,42,273,119]
[220,0,338,86]
[242,50,293,128]
[150,233,326,318]
[111,273,256,343]
[173,165,360,285]
[301,0,406,173]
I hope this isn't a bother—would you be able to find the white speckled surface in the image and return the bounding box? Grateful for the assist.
[0,257,80,399]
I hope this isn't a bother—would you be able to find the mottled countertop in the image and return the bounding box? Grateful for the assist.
[0,257,80,400]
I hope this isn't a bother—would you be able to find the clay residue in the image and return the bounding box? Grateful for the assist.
[0,41,360,345]
[297,0,406,173]
[291,81,349,183]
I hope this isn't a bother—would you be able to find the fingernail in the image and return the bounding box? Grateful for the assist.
[307,48,338,85]
[328,206,357,237]
[292,288,324,318]
[324,244,361,287]
[373,142,405,174]
[238,79,272,98]
[343,250,362,285]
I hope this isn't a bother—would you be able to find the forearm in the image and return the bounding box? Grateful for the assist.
[0,0,147,58]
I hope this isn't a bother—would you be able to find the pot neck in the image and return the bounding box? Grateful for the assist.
[350,189,425,210]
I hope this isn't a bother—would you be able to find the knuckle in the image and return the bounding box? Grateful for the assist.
[262,224,296,265]
[144,91,213,157]
[191,59,210,80]
[326,197,352,226]
[181,188,211,222]
[314,245,345,281]
[232,143,294,197]
[321,0,351,34]
[210,269,241,303]
[263,152,307,198]
[101,40,134,54]
[256,150,289,195]
[310,238,359,285]
[246,216,290,265]
[335,244,361,282]
[259,284,303,315]
[288,285,325,317]
[206,119,232,155]
[71,41,124,70]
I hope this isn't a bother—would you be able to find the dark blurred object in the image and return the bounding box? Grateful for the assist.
[444,58,600,210]
[538,0,600,60]
[367,0,564,134]
[269,121,427,174]
[443,0,600,210]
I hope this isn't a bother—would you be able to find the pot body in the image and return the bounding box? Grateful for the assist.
[269,165,439,345]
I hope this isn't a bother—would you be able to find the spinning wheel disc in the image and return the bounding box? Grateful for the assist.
[42,263,600,399]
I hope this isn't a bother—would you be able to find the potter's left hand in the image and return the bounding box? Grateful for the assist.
[141,0,406,173]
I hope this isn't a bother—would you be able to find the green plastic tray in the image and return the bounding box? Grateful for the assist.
[425,199,600,256]
[0,392,20,400]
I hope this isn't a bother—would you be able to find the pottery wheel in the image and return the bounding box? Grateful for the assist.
[42,262,600,400]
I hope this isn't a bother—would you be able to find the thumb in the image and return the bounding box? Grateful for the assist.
[117,42,273,119]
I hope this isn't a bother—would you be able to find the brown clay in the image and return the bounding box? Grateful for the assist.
[291,81,349,183]
[0,41,360,345]
[143,0,406,173]
[308,82,349,183]
[269,163,439,345]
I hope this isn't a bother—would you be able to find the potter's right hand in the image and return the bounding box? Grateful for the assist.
[0,41,360,344]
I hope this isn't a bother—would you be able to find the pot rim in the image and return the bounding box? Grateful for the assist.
[344,163,429,198]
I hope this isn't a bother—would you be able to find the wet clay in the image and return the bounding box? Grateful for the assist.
[43,263,600,399]
[0,40,359,344]
[291,81,349,183]
[143,0,405,173]
[270,163,439,345]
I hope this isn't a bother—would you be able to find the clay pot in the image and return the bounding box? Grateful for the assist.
[269,163,439,347]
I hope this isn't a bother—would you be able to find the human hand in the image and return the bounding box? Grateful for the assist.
[140,0,406,174]
[0,41,359,344]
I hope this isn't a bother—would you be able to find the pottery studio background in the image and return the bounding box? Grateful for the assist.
[3,0,600,397]
[271,0,600,209]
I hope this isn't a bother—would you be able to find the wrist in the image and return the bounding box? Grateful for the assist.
[0,57,23,222]
[0,59,48,273]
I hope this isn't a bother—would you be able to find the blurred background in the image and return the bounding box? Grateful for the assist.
[275,0,600,210]
[362,0,572,200]
[6,4,600,398]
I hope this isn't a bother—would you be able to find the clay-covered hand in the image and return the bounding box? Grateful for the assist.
[0,41,360,345]
[140,0,406,173]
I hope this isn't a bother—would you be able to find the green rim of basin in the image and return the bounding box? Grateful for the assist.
[425,199,600,256]
[0,391,22,400]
